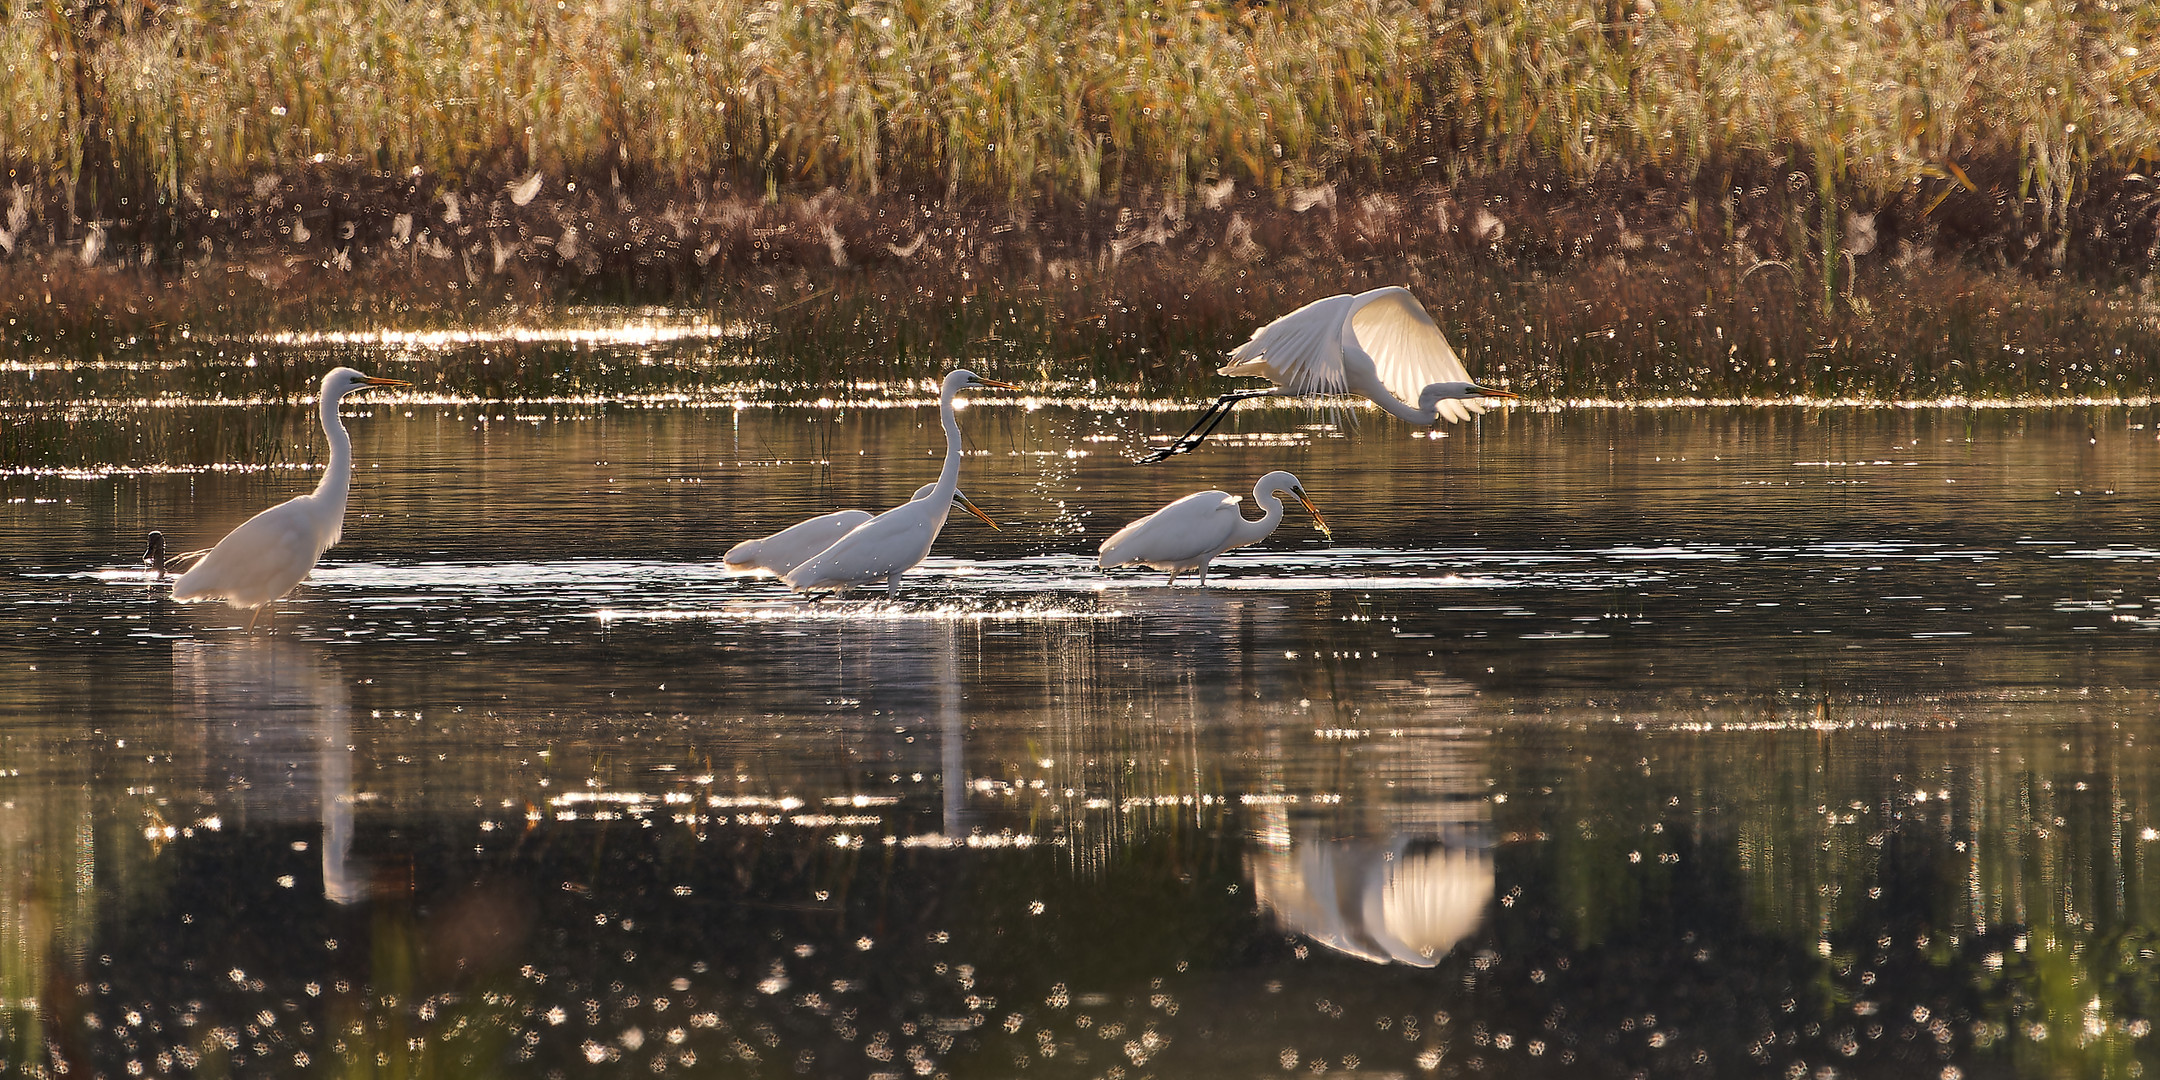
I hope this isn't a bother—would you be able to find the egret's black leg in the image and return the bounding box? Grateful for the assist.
[1189,391,1263,444]
[1138,397,1234,463]
[1137,389,1275,463]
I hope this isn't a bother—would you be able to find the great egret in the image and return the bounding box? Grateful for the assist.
[783,370,1019,595]
[1097,470,1328,587]
[724,484,999,577]
[171,367,410,629]
[1140,285,1517,461]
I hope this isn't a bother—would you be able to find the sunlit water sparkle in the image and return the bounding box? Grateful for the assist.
[6,366,2160,1078]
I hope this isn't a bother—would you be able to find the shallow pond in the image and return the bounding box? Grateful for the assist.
[5,341,2160,1077]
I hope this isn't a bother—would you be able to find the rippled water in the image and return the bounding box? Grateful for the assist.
[5,344,2160,1077]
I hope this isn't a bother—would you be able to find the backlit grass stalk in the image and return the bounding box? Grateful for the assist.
[5,1,2143,213]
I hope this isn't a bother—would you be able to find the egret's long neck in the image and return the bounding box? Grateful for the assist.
[1230,487,1287,547]
[1372,383,1442,426]
[1344,343,1441,425]
[314,388,354,508]
[931,387,964,499]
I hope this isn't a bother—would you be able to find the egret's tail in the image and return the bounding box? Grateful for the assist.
[720,538,764,572]
[167,549,236,604]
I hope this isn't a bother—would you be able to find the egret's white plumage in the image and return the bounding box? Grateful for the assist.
[1097,470,1328,587]
[1141,285,1516,460]
[171,367,409,628]
[782,370,1018,595]
[724,484,998,577]
[727,510,870,577]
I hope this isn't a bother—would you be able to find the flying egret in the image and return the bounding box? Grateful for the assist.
[1140,285,1517,461]
[783,370,1019,595]
[171,367,410,629]
[723,484,999,577]
[1097,470,1328,587]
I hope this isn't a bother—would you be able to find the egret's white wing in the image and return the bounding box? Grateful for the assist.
[172,498,326,607]
[782,495,950,591]
[724,510,873,576]
[1098,490,1243,568]
[1217,292,1357,395]
[1347,286,1482,420]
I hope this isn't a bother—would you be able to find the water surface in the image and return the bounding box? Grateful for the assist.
[5,349,2160,1077]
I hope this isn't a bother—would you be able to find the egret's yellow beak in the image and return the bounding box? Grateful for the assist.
[1284,489,1331,539]
[365,377,412,388]
[969,376,1022,390]
[1468,383,1517,400]
[953,492,1001,530]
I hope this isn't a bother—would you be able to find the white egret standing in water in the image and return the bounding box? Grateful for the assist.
[171,367,410,629]
[1097,470,1328,587]
[1140,285,1517,461]
[724,484,999,577]
[783,370,1019,595]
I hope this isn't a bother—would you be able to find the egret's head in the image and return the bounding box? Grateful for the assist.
[322,367,411,398]
[1260,470,1330,539]
[951,490,1000,530]
[1421,381,1517,406]
[943,369,1021,396]
[908,482,998,527]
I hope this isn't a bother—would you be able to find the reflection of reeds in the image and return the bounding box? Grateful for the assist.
[4,235,2156,419]
[737,253,2160,402]
[0,0,2154,213]
[1491,712,2160,1074]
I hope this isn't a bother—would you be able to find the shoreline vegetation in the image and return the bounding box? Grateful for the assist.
[3,0,2159,398]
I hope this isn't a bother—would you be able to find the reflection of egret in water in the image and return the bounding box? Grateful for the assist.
[844,622,969,837]
[937,625,965,838]
[170,639,363,903]
[319,680,359,904]
[1250,826,1493,966]
[1247,712,1493,966]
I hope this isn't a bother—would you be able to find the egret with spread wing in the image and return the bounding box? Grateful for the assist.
[1140,285,1516,462]
[724,484,999,578]
[171,367,410,629]
[1097,471,1328,587]
[783,370,1019,596]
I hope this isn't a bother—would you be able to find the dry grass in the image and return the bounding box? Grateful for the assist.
[5,1,2159,403]
[14,208,2153,406]
[2,0,2155,216]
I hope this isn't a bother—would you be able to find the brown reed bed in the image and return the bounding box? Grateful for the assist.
[3,0,2158,403]
[3,161,2156,404]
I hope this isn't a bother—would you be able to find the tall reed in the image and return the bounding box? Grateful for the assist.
[0,0,2142,218]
